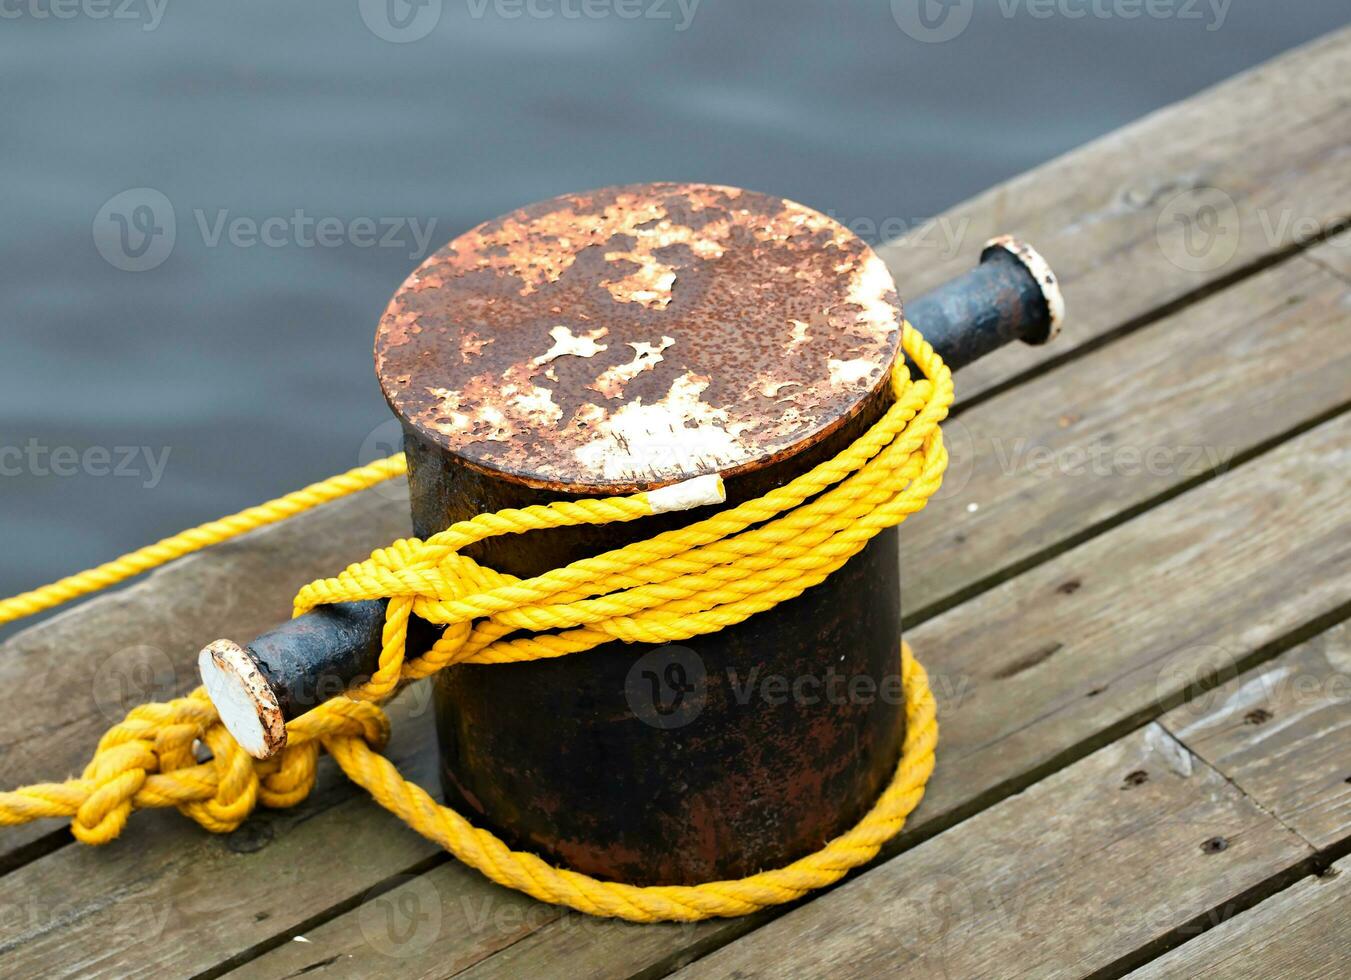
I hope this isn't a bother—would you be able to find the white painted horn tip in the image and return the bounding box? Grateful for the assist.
[198,639,287,760]
[647,474,726,514]
[984,235,1065,340]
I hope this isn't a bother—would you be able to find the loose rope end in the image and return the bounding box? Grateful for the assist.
[644,473,726,515]
[198,640,286,760]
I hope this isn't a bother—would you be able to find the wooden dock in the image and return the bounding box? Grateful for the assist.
[2,26,1348,979]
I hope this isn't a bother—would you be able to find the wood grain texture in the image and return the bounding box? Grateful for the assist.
[896,413,1349,841]
[1127,857,1351,980]
[1304,234,1351,281]
[0,485,409,863]
[236,413,1350,980]
[901,251,1351,618]
[672,725,1312,980]
[5,250,1346,979]
[2,30,1349,978]
[1161,621,1351,851]
[878,27,1351,402]
[0,685,446,978]
[227,869,700,980]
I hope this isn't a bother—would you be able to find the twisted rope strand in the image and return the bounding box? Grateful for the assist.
[0,322,951,922]
[0,455,408,627]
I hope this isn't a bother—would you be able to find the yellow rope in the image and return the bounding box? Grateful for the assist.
[0,322,951,922]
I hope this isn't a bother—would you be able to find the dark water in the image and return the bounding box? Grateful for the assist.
[2,2,1346,612]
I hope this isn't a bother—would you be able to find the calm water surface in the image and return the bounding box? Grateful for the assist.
[2,2,1346,613]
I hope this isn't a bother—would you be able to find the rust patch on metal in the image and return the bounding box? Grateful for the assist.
[374,182,903,491]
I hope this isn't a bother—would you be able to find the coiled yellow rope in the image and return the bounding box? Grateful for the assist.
[0,322,950,922]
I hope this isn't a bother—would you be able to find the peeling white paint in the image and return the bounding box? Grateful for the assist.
[426,386,471,434]
[828,357,877,386]
[1144,722,1194,778]
[533,325,608,365]
[847,250,899,336]
[1171,665,1292,738]
[573,371,752,481]
[589,337,676,399]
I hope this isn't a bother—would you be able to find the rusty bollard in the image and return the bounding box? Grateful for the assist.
[200,183,1061,885]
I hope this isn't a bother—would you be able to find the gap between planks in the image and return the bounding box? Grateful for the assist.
[670,621,1351,980]
[2,233,1340,973]
[3,223,1341,904]
[2,26,1351,973]
[220,410,1351,980]
[4,239,1347,977]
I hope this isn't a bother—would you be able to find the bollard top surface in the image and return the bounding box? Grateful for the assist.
[374,182,903,492]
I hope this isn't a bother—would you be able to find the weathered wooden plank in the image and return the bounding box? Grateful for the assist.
[901,247,1351,618]
[0,490,452,976]
[226,870,693,980]
[1127,856,1351,980]
[10,236,1340,870]
[1161,620,1351,851]
[5,287,1345,975]
[0,486,410,862]
[233,413,1351,980]
[878,27,1351,402]
[0,687,446,978]
[1,32,1347,973]
[902,414,1347,833]
[1305,231,1351,280]
[670,724,1312,980]
[0,487,411,862]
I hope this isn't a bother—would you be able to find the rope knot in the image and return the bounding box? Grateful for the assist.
[71,692,216,842]
[0,321,952,922]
